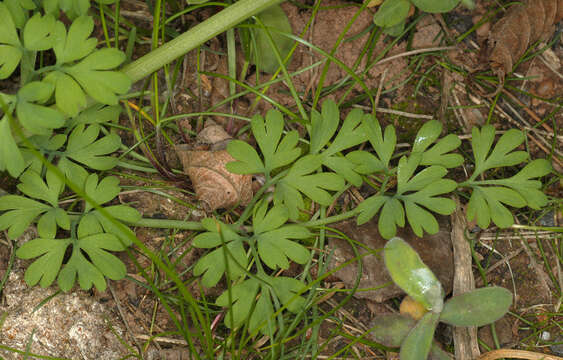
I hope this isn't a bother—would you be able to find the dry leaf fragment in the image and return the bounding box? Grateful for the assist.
[484,0,563,80]
[175,121,252,211]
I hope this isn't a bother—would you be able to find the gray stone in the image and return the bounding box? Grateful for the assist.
[0,269,129,359]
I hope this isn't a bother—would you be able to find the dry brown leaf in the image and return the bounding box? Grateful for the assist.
[484,0,563,78]
[175,121,252,211]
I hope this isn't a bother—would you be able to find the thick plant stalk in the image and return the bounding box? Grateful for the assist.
[122,0,283,83]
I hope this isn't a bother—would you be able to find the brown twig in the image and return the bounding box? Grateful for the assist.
[450,198,481,360]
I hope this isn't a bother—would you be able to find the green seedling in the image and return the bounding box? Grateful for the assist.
[369,237,512,360]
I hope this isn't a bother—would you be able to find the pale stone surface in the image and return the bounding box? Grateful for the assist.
[0,269,128,359]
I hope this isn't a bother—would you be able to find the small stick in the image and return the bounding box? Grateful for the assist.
[450,198,480,360]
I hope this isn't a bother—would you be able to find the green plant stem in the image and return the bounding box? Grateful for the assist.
[122,0,283,83]
[302,209,358,228]
[127,217,205,231]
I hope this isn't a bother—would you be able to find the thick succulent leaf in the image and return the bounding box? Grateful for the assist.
[410,0,460,13]
[384,238,444,312]
[400,312,440,360]
[373,0,410,28]
[440,287,512,327]
[250,4,294,74]
[16,238,71,288]
[368,314,416,347]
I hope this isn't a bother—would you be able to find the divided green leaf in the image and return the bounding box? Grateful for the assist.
[227,109,301,176]
[308,101,368,186]
[356,154,456,238]
[216,275,306,334]
[411,120,463,168]
[16,81,64,135]
[192,219,248,288]
[465,126,551,229]
[274,155,345,220]
[0,169,68,239]
[63,124,121,171]
[252,202,311,270]
[0,115,25,177]
[0,3,23,79]
[347,114,396,175]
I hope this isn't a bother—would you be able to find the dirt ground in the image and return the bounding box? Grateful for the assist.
[0,0,562,359]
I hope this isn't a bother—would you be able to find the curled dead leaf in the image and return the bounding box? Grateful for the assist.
[176,146,253,211]
[484,0,563,79]
[175,121,252,211]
